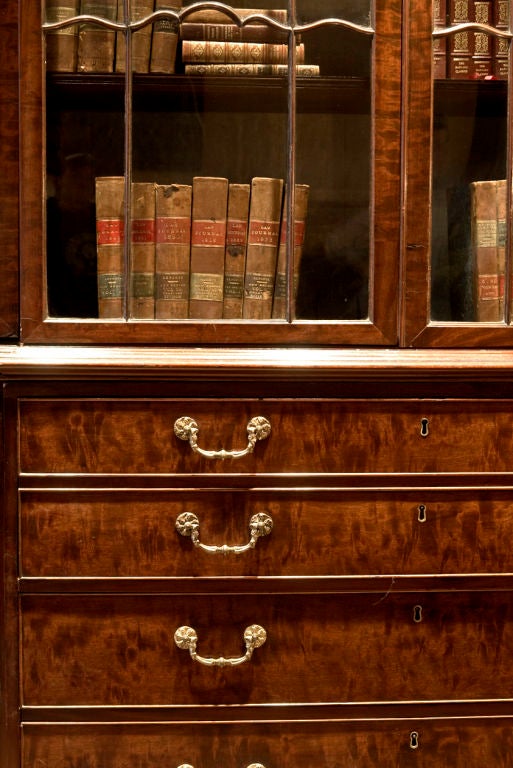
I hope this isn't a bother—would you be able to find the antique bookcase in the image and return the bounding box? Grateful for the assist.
[2,1,513,767]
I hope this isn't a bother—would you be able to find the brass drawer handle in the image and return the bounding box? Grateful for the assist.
[176,511,273,553]
[174,624,267,667]
[174,416,271,459]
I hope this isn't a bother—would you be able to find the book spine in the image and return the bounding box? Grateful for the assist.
[180,22,288,43]
[181,40,304,65]
[496,179,507,317]
[272,184,309,319]
[45,1,80,72]
[471,179,504,321]
[183,8,288,24]
[189,176,229,319]
[155,183,192,319]
[243,176,284,320]
[184,63,319,76]
[448,0,472,78]
[432,0,447,79]
[150,0,181,73]
[95,176,125,319]
[116,0,155,73]
[77,0,117,72]
[129,182,156,319]
[494,0,510,79]
[223,183,250,319]
[471,0,493,79]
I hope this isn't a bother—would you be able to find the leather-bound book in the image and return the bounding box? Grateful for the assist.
[494,0,509,79]
[95,176,125,318]
[116,0,155,73]
[448,0,471,78]
[155,183,192,319]
[432,0,447,79]
[181,40,304,65]
[471,0,492,79]
[243,176,284,320]
[184,63,320,76]
[223,183,250,319]
[471,179,505,322]
[272,183,309,319]
[150,0,181,73]
[77,0,117,72]
[129,182,156,319]
[183,8,288,23]
[189,176,229,319]
[45,0,80,72]
[180,22,288,43]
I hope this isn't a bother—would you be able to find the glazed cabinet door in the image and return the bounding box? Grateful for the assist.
[403,0,513,346]
[19,0,401,345]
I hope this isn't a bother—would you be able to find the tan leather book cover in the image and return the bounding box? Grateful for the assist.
[129,182,156,319]
[272,183,309,319]
[180,22,288,43]
[95,176,125,318]
[243,176,284,320]
[78,0,117,72]
[150,0,181,73]
[155,183,192,319]
[223,183,250,319]
[181,40,304,64]
[45,0,80,72]
[116,0,155,73]
[471,179,505,321]
[189,176,229,319]
[183,8,288,23]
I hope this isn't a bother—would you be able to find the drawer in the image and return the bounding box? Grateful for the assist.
[19,489,513,577]
[17,398,513,475]
[21,720,513,767]
[21,592,513,706]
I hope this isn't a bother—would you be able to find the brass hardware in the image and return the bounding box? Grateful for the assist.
[174,624,267,667]
[409,731,419,749]
[176,511,273,554]
[413,605,423,623]
[417,504,427,522]
[420,417,429,437]
[174,416,271,459]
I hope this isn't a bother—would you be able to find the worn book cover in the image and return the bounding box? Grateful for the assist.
[189,176,229,319]
[45,0,80,72]
[223,183,250,319]
[180,22,288,43]
[116,0,155,73]
[150,0,181,73]
[95,176,125,318]
[471,179,505,322]
[78,0,117,72]
[272,183,309,319]
[181,40,304,65]
[130,182,156,319]
[183,8,288,24]
[243,176,284,319]
[184,63,319,76]
[155,183,192,319]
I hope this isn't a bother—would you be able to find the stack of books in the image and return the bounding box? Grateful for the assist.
[95,175,310,320]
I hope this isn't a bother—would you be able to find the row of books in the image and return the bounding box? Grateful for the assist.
[96,175,310,320]
[470,179,506,321]
[433,0,509,79]
[46,2,320,76]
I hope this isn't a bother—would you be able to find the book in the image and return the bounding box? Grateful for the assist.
[150,0,181,73]
[471,0,493,79]
[116,0,154,73]
[95,176,125,318]
[155,183,192,319]
[448,0,471,78]
[494,0,509,79]
[223,183,250,319]
[45,0,80,72]
[432,0,447,79]
[182,8,288,24]
[181,40,304,65]
[77,0,117,72]
[184,63,320,76]
[189,176,229,319]
[243,176,284,320]
[180,22,288,43]
[129,182,156,319]
[272,183,310,319]
[470,179,506,321]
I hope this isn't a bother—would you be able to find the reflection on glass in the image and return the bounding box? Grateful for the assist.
[431,3,509,322]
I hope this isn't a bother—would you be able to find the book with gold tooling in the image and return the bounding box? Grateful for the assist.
[272,183,310,319]
[45,0,80,72]
[115,0,155,73]
[129,182,156,319]
[78,0,117,72]
[470,179,506,322]
[223,183,250,319]
[95,176,125,318]
[150,0,182,73]
[181,40,304,64]
[155,183,192,319]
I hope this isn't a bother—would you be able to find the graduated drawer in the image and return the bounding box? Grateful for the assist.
[21,720,513,767]
[19,488,513,577]
[21,592,513,706]
[17,397,513,475]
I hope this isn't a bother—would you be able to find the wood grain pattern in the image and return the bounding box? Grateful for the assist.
[21,592,513,706]
[19,489,513,577]
[18,398,513,474]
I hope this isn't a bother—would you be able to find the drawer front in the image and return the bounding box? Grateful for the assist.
[19,489,513,577]
[22,592,513,706]
[18,398,513,475]
[21,720,513,767]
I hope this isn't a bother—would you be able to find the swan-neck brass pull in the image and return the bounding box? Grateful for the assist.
[174,624,267,667]
[178,765,266,768]
[174,416,271,460]
[176,511,273,554]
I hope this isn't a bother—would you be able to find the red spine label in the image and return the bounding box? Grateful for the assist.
[248,219,280,246]
[191,219,226,246]
[97,218,124,245]
[156,216,191,245]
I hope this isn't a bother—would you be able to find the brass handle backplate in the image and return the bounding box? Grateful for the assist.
[174,416,271,459]
[176,511,273,554]
[174,624,267,667]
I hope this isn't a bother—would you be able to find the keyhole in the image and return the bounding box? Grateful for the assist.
[413,605,423,623]
[420,418,429,437]
[410,731,419,750]
[418,504,427,522]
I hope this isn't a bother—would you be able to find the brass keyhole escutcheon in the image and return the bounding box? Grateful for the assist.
[418,504,427,522]
[420,418,429,437]
[410,731,419,750]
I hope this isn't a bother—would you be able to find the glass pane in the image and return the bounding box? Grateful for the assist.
[431,0,509,322]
